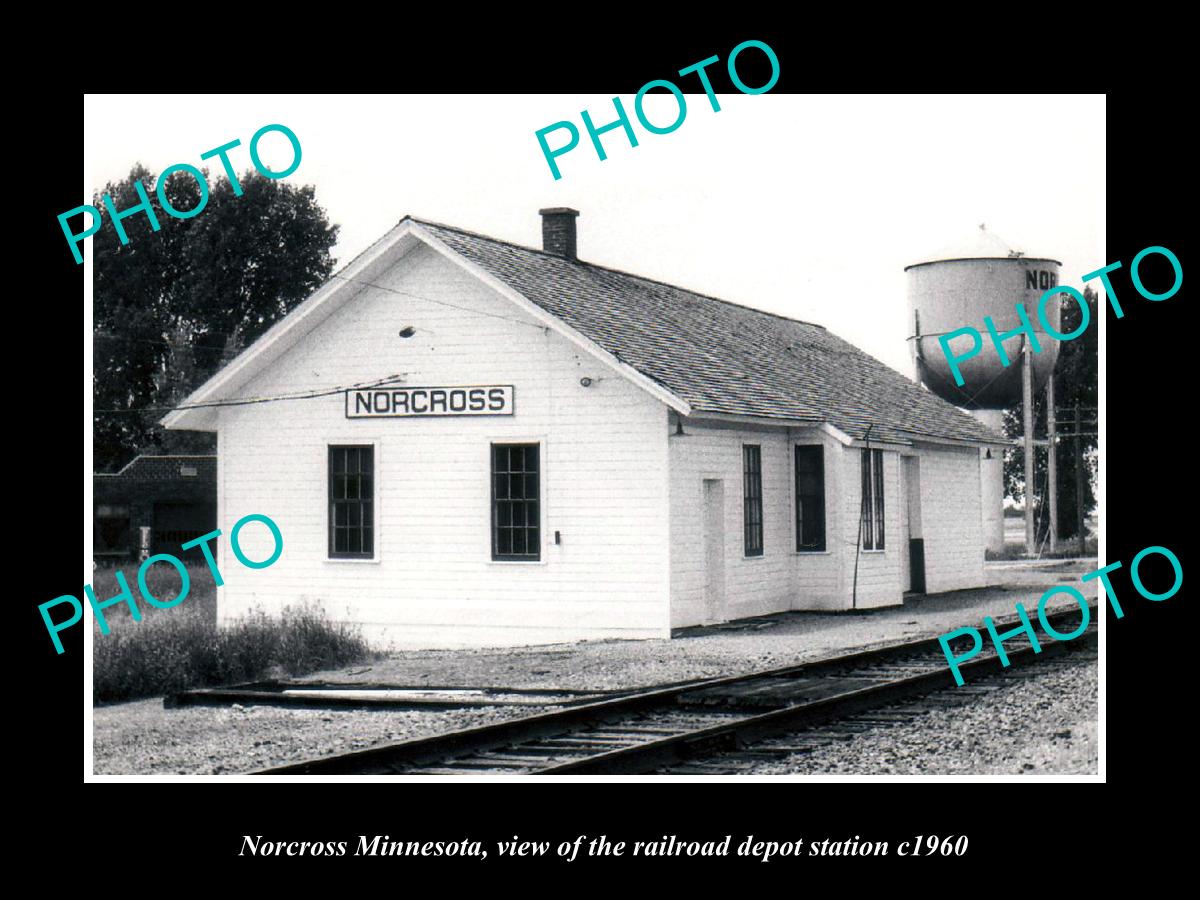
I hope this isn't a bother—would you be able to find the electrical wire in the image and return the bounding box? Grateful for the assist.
[94,372,409,414]
[327,274,549,332]
[93,332,238,352]
[93,276,550,416]
[92,271,550,357]
[851,424,874,610]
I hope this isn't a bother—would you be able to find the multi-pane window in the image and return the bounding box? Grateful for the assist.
[861,448,885,550]
[743,444,763,557]
[795,445,826,551]
[329,445,374,558]
[492,443,540,561]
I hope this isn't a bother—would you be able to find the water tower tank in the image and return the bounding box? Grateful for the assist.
[905,230,1063,556]
[906,233,1062,409]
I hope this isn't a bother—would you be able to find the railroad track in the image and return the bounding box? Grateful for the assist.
[256,605,1096,776]
[657,643,1097,774]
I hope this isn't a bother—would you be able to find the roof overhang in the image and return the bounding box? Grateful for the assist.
[907,432,1008,451]
[682,412,854,446]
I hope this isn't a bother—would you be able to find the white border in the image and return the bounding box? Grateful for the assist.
[83,94,1104,784]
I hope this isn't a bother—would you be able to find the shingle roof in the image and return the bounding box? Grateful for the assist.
[410,217,1003,446]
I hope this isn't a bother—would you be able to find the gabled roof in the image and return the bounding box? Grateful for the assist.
[165,214,1004,447]
[409,218,1002,446]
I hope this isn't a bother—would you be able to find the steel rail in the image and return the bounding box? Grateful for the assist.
[255,605,1095,776]
[536,633,1091,774]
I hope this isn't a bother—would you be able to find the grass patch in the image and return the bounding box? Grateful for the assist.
[90,563,218,629]
[985,537,1098,561]
[91,564,373,704]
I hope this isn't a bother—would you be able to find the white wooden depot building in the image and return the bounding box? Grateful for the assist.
[165,209,1004,648]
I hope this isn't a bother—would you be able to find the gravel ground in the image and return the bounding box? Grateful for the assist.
[290,561,1102,691]
[745,650,1099,776]
[92,562,1101,775]
[92,702,539,775]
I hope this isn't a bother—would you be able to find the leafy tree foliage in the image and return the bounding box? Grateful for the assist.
[93,166,338,471]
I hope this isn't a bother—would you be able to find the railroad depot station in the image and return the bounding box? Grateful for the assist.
[163,209,1007,649]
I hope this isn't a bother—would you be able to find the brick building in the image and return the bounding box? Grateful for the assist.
[93,455,217,563]
[163,210,1005,648]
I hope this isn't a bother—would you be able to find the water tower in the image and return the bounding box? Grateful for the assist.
[906,227,1062,555]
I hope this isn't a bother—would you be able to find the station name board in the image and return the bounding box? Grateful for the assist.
[346,385,514,418]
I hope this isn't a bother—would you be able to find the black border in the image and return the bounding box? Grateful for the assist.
[27,17,1189,879]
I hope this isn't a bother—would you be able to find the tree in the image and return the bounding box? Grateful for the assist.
[93,166,339,471]
[1003,286,1098,541]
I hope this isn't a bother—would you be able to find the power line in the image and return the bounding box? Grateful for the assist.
[93,277,547,420]
[94,372,409,414]
[93,273,548,358]
[327,274,548,332]
[93,332,236,352]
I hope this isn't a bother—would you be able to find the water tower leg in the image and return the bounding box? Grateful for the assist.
[1047,375,1058,554]
[1022,342,1036,556]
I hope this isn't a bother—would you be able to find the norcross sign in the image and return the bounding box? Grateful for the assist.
[346,385,514,418]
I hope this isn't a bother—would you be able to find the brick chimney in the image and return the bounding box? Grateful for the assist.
[539,207,580,260]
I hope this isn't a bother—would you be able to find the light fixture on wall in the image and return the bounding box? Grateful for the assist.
[579,377,593,387]
[398,325,416,338]
[673,414,688,437]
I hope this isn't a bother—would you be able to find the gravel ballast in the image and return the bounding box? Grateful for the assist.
[92,562,1103,775]
[744,650,1099,776]
[93,702,540,775]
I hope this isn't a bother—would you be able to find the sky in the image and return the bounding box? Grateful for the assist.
[84,94,1105,376]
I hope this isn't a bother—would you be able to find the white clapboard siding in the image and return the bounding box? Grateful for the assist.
[668,424,845,627]
[829,442,983,609]
[214,243,671,649]
[915,443,986,594]
[205,237,990,648]
[833,445,902,610]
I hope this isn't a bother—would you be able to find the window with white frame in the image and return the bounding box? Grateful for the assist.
[329,445,374,558]
[861,448,885,550]
[492,442,541,561]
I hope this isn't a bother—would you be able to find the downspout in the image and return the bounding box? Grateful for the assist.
[851,424,874,611]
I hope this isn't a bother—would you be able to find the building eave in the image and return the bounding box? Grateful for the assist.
[681,412,855,445]
[161,221,415,431]
[163,219,693,432]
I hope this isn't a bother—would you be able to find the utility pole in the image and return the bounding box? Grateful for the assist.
[1047,375,1058,553]
[1022,340,1036,555]
[1075,402,1086,554]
